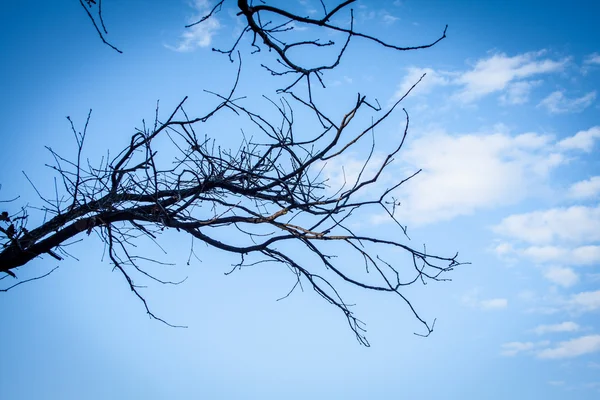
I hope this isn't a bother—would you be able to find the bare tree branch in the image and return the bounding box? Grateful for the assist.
[1,267,59,291]
[1,0,463,345]
[79,0,122,53]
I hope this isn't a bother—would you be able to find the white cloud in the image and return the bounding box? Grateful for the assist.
[392,129,563,225]
[358,9,400,25]
[382,14,399,24]
[537,335,600,359]
[499,80,542,105]
[517,245,600,265]
[494,242,514,256]
[480,298,508,309]
[347,121,598,227]
[462,289,507,310]
[392,67,452,100]
[539,91,596,114]
[569,176,600,199]
[512,131,555,149]
[395,51,567,105]
[544,267,579,288]
[454,51,567,103]
[166,0,221,52]
[524,290,600,316]
[572,245,600,264]
[493,204,600,245]
[320,127,597,228]
[569,290,600,312]
[533,321,580,335]
[557,127,600,152]
[501,341,535,356]
[522,246,568,263]
[501,340,549,356]
[360,124,600,226]
[584,52,600,65]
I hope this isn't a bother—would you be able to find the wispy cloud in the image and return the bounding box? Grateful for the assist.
[565,245,600,265]
[386,128,563,225]
[393,50,569,105]
[357,8,400,25]
[538,90,596,114]
[503,334,600,359]
[557,126,600,152]
[497,244,600,266]
[453,51,568,103]
[532,321,580,335]
[518,289,600,316]
[354,124,599,227]
[499,80,542,105]
[537,335,600,359]
[382,14,400,24]
[392,67,453,100]
[462,289,508,310]
[584,52,600,65]
[543,266,579,288]
[581,52,600,74]
[568,176,600,199]
[501,340,549,356]
[313,126,598,228]
[569,290,600,313]
[480,298,509,309]
[166,0,221,52]
[493,204,600,245]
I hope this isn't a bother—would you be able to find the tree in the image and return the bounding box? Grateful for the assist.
[0,0,463,346]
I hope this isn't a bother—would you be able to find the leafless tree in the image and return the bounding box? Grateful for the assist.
[1,0,463,345]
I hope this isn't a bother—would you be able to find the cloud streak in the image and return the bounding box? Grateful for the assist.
[383,125,598,225]
[543,266,579,288]
[454,51,567,103]
[538,91,596,114]
[348,124,600,227]
[569,290,600,313]
[166,0,220,52]
[496,244,600,266]
[568,176,600,199]
[584,52,600,65]
[501,340,549,356]
[532,322,580,335]
[537,335,600,359]
[393,50,568,105]
[462,289,508,311]
[557,127,600,152]
[493,204,600,245]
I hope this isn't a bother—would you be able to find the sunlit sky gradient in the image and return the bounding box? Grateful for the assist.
[1,1,599,399]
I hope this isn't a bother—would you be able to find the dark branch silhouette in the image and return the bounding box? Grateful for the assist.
[79,0,122,53]
[1,0,463,345]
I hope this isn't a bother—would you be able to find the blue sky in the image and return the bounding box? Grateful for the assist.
[1,0,599,399]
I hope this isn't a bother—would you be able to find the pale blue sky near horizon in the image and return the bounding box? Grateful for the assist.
[1,1,599,399]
